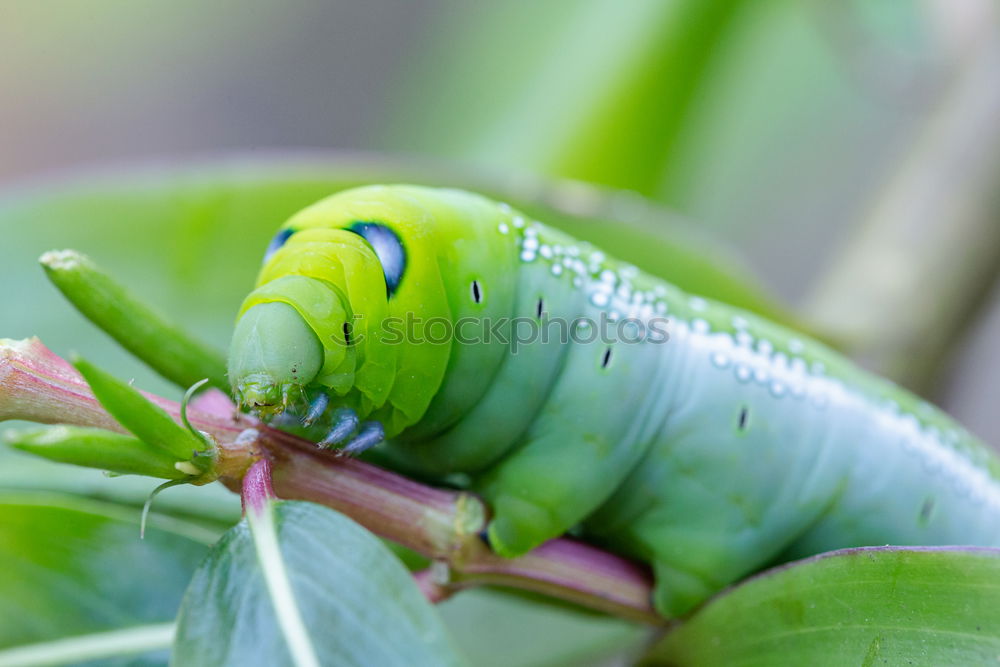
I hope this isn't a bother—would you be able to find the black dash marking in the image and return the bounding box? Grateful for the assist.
[536,298,544,318]
[601,347,612,369]
[737,406,749,431]
[342,322,352,346]
[471,280,482,303]
[920,498,935,524]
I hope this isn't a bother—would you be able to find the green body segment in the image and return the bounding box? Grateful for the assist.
[230,185,1000,617]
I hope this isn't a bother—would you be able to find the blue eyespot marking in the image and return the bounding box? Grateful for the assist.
[347,222,406,297]
[264,228,295,263]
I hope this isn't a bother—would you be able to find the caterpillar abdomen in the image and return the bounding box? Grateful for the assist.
[228,184,1000,617]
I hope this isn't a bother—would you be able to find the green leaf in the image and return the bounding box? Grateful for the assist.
[0,156,797,362]
[73,357,205,465]
[0,494,211,658]
[41,249,228,392]
[4,425,189,480]
[0,446,241,529]
[646,546,1000,666]
[173,500,466,667]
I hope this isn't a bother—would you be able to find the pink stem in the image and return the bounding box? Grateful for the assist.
[242,458,275,516]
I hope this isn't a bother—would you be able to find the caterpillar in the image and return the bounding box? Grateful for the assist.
[228,184,1000,617]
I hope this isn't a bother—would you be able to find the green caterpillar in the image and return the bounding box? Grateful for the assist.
[228,184,1000,617]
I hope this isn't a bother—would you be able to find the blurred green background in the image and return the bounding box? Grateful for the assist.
[2,1,1000,664]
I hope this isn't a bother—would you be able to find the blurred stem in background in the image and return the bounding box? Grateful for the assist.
[803,0,1000,392]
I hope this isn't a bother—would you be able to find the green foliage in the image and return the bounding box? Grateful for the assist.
[73,357,211,470]
[0,156,994,663]
[173,500,466,667]
[646,547,1000,665]
[5,425,188,480]
[0,495,211,660]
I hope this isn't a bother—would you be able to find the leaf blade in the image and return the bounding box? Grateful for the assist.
[173,500,466,667]
[4,425,188,480]
[73,357,202,463]
[245,498,320,667]
[646,546,1000,666]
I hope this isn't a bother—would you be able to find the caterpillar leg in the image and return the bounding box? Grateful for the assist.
[340,421,385,456]
[302,392,330,427]
[318,408,360,448]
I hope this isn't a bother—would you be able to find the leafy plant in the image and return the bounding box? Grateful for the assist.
[2,159,999,665]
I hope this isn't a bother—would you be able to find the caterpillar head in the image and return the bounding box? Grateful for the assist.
[228,300,325,418]
[227,186,456,437]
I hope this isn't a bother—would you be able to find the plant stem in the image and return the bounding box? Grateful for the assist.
[802,13,1000,393]
[40,250,229,392]
[0,338,661,624]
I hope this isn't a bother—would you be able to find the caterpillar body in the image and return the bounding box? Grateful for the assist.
[228,185,1000,616]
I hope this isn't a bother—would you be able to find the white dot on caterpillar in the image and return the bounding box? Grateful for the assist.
[769,381,787,398]
[523,236,539,251]
[689,296,707,312]
[735,365,752,383]
[788,338,804,354]
[735,331,753,347]
[711,352,731,369]
[732,316,748,329]
[600,269,616,284]
[498,202,512,213]
[756,339,774,356]
[591,291,610,307]
[498,222,509,234]
[513,216,525,228]
[520,250,536,262]
[692,318,710,334]
[753,368,769,384]
[551,264,563,276]
[540,245,553,259]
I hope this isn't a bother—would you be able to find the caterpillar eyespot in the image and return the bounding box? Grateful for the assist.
[347,221,406,297]
[263,228,294,263]
[229,184,1000,618]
